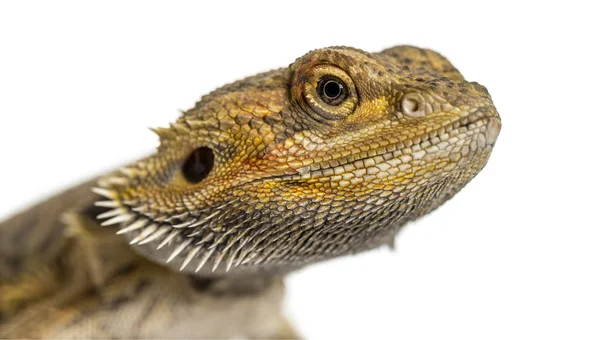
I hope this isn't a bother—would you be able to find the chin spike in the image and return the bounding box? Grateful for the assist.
[226,251,237,272]
[187,219,205,229]
[195,232,214,245]
[222,233,248,272]
[139,225,171,245]
[233,239,252,268]
[195,248,215,273]
[94,200,119,208]
[180,246,201,271]
[129,224,158,244]
[211,251,226,272]
[171,219,196,229]
[202,210,220,222]
[166,238,192,263]
[116,219,148,235]
[92,187,116,199]
[96,208,126,219]
[157,230,180,250]
[171,211,190,220]
[101,213,133,226]
[106,176,129,186]
[213,198,240,210]
[119,167,136,177]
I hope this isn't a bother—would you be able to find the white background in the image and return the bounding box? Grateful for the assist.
[1,1,598,339]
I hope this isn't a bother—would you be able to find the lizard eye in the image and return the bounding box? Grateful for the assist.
[293,64,358,121]
[182,147,214,184]
[317,76,347,105]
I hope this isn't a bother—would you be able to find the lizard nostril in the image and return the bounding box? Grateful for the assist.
[486,118,501,145]
[182,147,214,184]
[401,93,426,118]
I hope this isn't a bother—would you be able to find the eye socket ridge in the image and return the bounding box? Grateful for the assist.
[317,75,348,106]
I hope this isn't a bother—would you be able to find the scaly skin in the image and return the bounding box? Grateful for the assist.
[0,45,500,338]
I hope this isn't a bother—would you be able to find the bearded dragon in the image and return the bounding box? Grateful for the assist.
[0,45,501,338]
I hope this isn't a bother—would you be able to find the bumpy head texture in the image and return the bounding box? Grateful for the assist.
[94,46,501,276]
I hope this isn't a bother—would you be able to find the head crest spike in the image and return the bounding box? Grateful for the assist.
[150,126,176,139]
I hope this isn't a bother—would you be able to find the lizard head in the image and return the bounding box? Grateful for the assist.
[94,46,501,276]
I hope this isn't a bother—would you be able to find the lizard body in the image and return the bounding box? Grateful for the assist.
[0,45,500,338]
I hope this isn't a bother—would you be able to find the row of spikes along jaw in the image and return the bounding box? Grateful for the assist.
[91,165,251,275]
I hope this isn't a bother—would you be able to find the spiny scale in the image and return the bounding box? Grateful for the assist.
[211,251,226,272]
[226,251,237,272]
[167,238,192,263]
[212,197,240,211]
[237,240,260,265]
[209,233,230,250]
[94,200,119,208]
[139,225,171,245]
[234,241,252,268]
[180,246,201,271]
[184,210,219,230]
[92,187,116,199]
[195,248,215,273]
[157,230,180,250]
[119,167,136,177]
[186,219,206,229]
[200,210,220,223]
[219,232,246,263]
[101,213,133,226]
[92,182,244,273]
[195,232,214,245]
[171,219,196,228]
[94,180,181,251]
[227,240,247,269]
[96,208,125,219]
[117,218,148,235]
[188,229,202,237]
[129,224,158,244]
[169,211,190,221]
[106,176,129,186]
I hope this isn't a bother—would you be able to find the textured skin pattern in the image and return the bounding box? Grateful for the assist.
[0,45,500,338]
[0,181,288,339]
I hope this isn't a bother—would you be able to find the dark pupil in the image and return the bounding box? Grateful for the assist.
[323,80,343,99]
[182,147,214,184]
[318,76,347,105]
